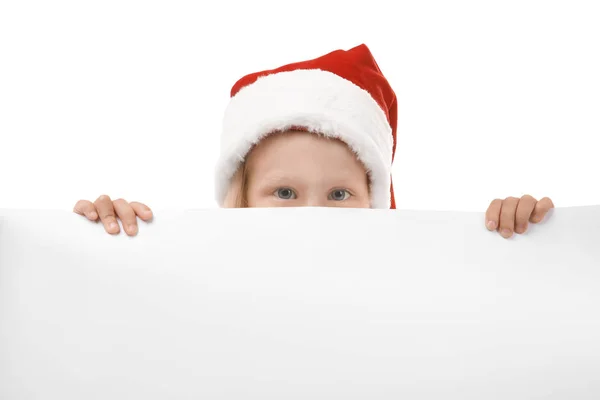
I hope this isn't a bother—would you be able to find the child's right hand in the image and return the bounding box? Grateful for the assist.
[73,195,153,236]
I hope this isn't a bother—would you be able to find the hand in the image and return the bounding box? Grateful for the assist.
[485,195,554,238]
[73,195,153,236]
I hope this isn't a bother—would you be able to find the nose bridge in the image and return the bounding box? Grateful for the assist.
[305,190,326,207]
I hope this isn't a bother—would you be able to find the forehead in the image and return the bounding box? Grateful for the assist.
[247,131,354,162]
[245,131,368,182]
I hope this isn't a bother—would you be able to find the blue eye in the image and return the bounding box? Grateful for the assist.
[275,188,296,200]
[329,189,351,201]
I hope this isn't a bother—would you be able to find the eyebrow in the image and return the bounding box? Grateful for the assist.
[258,174,299,186]
[256,171,364,188]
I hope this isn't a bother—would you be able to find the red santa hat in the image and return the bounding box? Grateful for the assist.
[215,43,398,209]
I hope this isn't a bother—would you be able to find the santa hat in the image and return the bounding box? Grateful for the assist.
[215,43,398,209]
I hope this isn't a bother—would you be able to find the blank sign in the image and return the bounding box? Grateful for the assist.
[1,207,599,399]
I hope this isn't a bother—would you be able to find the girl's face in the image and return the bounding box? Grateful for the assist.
[244,131,371,208]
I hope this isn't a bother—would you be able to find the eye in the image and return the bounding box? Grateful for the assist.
[275,187,297,200]
[328,189,351,201]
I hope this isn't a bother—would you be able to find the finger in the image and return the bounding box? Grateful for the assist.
[499,197,520,238]
[129,202,153,221]
[485,199,502,231]
[514,195,537,234]
[113,198,139,236]
[93,194,120,234]
[530,197,555,223]
[73,200,98,221]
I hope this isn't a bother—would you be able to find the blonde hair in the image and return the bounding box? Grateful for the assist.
[222,162,249,208]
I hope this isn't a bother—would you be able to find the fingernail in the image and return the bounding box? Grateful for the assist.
[109,222,118,230]
[501,228,512,238]
[128,225,137,234]
[89,212,97,219]
[486,221,497,230]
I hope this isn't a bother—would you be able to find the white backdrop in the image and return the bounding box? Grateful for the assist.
[1,0,599,212]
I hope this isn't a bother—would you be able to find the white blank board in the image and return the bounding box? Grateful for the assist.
[1,207,599,399]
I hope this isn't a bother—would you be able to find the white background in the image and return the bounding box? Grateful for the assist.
[1,0,599,212]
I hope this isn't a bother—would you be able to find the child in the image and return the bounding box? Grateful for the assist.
[73,44,554,238]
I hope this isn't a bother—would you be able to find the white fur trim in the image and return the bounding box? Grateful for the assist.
[215,69,393,208]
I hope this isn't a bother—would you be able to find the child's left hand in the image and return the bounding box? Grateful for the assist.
[485,195,554,238]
